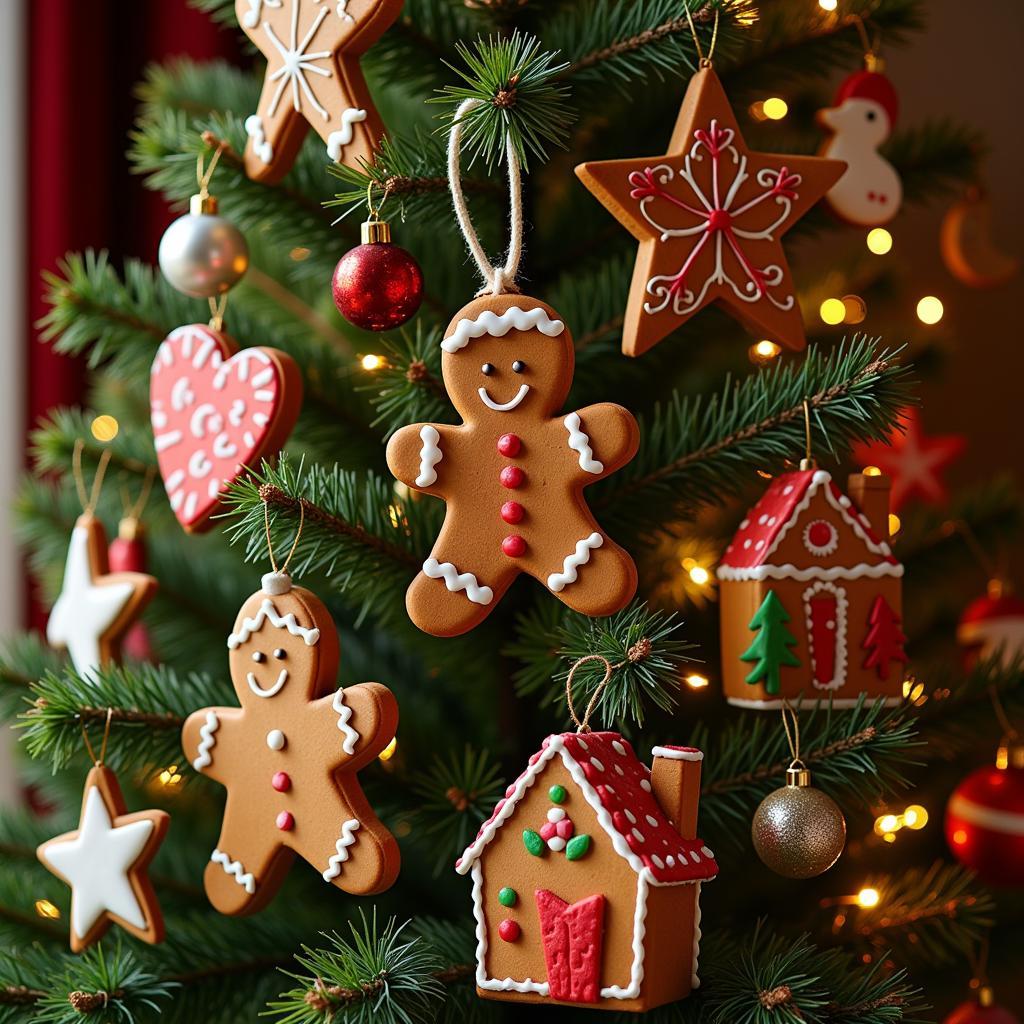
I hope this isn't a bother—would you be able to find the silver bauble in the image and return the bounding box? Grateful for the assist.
[158,201,249,298]
[752,768,846,879]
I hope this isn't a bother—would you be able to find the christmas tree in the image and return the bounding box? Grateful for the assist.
[4,0,1022,1021]
[741,591,802,695]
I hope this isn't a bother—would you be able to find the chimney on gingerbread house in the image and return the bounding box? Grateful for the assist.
[650,746,703,839]
[847,471,891,539]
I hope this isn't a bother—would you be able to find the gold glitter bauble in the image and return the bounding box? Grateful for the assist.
[752,783,846,878]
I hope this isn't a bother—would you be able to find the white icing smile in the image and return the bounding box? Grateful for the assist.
[247,669,288,698]
[478,384,529,412]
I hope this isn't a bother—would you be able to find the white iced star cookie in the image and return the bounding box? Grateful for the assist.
[46,514,157,682]
[37,764,169,951]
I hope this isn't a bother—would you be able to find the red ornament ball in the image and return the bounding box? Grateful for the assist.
[500,501,524,524]
[945,753,1024,887]
[500,466,525,489]
[502,535,526,558]
[497,433,522,457]
[956,588,1024,670]
[331,241,423,332]
[497,919,521,942]
[943,994,1020,1024]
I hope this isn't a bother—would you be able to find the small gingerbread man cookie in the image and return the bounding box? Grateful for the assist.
[182,571,399,914]
[386,294,640,637]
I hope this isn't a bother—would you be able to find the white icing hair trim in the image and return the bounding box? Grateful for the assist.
[448,97,522,296]
[441,306,565,354]
[651,746,704,762]
[227,598,320,649]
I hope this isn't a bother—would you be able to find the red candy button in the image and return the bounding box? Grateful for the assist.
[497,433,521,457]
[272,771,291,792]
[502,535,526,557]
[501,501,524,524]
[500,466,525,489]
[276,811,295,831]
[498,919,521,942]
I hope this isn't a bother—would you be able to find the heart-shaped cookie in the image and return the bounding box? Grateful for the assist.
[150,324,302,532]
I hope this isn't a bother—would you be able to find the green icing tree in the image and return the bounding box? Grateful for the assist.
[740,591,801,695]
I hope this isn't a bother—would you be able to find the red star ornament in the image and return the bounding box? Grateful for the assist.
[852,407,966,512]
[575,67,846,357]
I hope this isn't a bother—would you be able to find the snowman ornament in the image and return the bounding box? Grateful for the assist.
[817,68,902,227]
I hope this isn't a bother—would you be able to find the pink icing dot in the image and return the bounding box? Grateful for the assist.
[555,818,574,840]
[539,821,557,842]
[276,811,295,831]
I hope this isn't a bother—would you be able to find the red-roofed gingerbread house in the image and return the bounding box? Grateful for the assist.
[717,469,905,708]
[456,732,717,1012]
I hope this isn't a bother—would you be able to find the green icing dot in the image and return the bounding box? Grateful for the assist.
[523,829,544,857]
[548,785,567,804]
[498,887,518,907]
[565,834,592,861]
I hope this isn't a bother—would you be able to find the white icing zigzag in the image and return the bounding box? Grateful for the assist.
[327,108,368,161]
[192,711,220,771]
[423,559,493,605]
[547,532,603,593]
[227,598,321,649]
[563,413,604,474]
[245,114,273,164]
[322,819,361,881]
[440,306,564,353]
[416,425,442,487]
[331,689,360,755]
[211,848,256,894]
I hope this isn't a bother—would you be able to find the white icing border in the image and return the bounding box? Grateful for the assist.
[192,711,219,771]
[718,562,903,582]
[441,306,564,353]
[651,746,704,762]
[802,518,839,557]
[727,696,903,709]
[227,598,321,649]
[802,580,848,691]
[948,794,1024,837]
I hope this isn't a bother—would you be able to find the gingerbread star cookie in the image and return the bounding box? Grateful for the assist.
[386,294,639,637]
[576,66,846,356]
[237,0,404,183]
[182,571,400,914]
[37,765,169,951]
[46,514,157,682]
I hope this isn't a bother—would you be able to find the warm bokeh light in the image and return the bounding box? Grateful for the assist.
[688,565,710,586]
[888,513,901,536]
[35,899,61,919]
[819,298,846,325]
[952,828,968,846]
[750,339,782,364]
[762,97,789,120]
[903,678,928,706]
[866,228,893,255]
[379,736,398,761]
[903,805,928,830]
[361,354,385,371]
[916,296,944,325]
[857,887,880,908]
[290,246,311,261]
[158,764,184,787]
[842,295,866,325]
[862,465,882,477]
[90,415,119,442]
[685,673,710,690]
[819,0,838,10]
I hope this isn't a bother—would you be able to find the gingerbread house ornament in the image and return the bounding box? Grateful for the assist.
[455,733,718,1012]
[718,468,906,709]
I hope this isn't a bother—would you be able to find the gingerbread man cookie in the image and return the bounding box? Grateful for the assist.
[182,571,399,914]
[386,294,640,637]
[237,0,403,184]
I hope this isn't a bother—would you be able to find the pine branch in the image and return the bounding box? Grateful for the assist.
[593,338,913,534]
[698,698,921,839]
[831,862,994,968]
[433,32,575,170]
[15,663,232,773]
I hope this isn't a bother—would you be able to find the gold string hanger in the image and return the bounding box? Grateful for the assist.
[72,438,113,516]
[800,398,816,471]
[847,11,884,72]
[565,655,616,733]
[80,708,114,767]
[196,139,230,331]
[262,497,306,577]
[684,2,720,69]
[781,699,810,784]
[121,466,156,523]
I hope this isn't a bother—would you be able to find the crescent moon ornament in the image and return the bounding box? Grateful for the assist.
[941,190,1020,289]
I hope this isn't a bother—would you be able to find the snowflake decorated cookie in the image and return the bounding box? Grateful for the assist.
[150,324,302,532]
[576,67,846,357]
[385,294,640,637]
[181,571,400,914]
[237,0,403,183]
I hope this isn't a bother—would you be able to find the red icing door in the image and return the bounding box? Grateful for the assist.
[804,582,848,688]
[535,890,606,1003]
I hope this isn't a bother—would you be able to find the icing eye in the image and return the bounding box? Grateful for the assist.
[866,110,876,121]
[252,651,265,663]
[512,360,526,373]
[273,648,287,660]
[481,363,495,376]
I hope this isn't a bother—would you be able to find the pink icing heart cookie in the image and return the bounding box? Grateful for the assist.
[150,324,302,532]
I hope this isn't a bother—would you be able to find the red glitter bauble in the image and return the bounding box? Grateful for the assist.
[331,241,423,332]
[945,754,1024,887]
[943,996,1020,1024]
